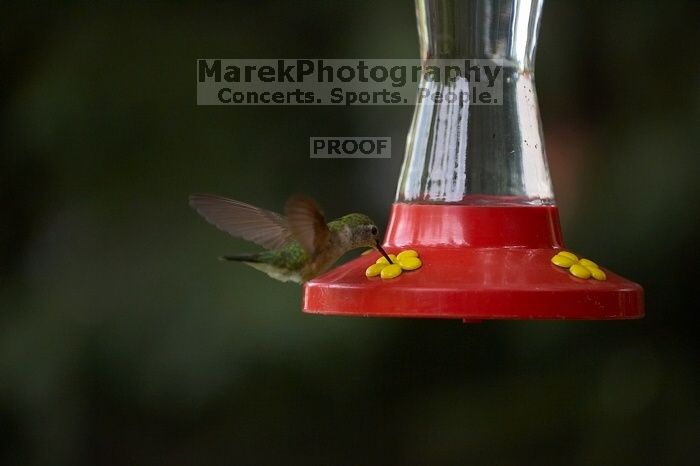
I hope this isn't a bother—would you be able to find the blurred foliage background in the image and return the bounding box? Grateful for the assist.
[1,1,699,465]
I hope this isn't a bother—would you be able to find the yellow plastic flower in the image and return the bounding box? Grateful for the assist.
[365,249,423,279]
[551,251,607,281]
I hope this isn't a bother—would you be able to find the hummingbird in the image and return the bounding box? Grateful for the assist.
[189,194,393,283]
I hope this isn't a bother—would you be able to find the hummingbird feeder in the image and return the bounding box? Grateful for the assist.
[303,0,644,320]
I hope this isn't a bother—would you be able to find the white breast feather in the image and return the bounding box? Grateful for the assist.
[244,262,303,284]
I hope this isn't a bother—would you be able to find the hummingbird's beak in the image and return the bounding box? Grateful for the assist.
[375,239,393,264]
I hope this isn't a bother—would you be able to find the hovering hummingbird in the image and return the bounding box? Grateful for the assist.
[189,194,393,283]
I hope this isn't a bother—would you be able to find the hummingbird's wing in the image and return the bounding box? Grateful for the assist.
[189,194,293,250]
[284,195,330,258]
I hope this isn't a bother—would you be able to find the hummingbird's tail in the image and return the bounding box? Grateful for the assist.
[219,253,261,263]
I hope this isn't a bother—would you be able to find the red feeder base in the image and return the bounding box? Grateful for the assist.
[303,204,644,320]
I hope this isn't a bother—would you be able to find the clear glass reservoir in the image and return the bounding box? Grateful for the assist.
[397,0,553,205]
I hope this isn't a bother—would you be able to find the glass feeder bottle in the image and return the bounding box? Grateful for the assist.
[303,0,644,320]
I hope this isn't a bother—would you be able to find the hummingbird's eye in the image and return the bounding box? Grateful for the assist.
[371,226,378,236]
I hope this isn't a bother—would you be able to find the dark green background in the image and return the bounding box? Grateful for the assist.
[1,1,698,465]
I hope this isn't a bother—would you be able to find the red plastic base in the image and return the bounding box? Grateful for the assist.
[303,204,644,320]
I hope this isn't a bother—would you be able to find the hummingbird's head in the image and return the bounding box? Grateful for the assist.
[330,213,394,263]
[329,214,392,264]
[335,213,381,248]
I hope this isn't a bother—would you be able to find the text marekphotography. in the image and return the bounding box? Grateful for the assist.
[197,59,504,106]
